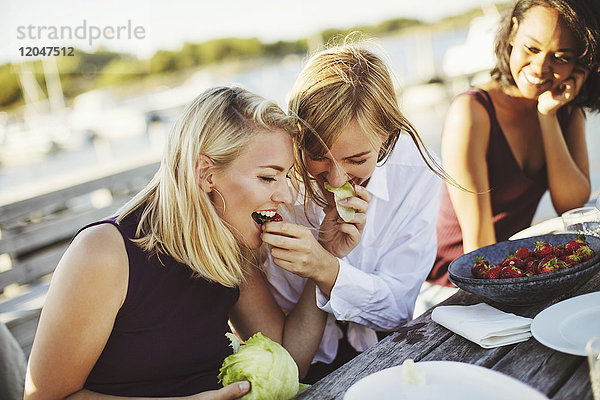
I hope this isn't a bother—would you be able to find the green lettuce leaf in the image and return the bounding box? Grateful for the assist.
[324,181,358,222]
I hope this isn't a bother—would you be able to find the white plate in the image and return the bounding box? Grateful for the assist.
[509,217,564,240]
[531,291,600,356]
[343,361,547,400]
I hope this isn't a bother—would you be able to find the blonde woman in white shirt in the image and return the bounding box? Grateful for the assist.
[260,43,445,382]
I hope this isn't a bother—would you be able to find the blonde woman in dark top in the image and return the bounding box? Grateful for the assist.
[431,0,600,285]
[24,87,328,399]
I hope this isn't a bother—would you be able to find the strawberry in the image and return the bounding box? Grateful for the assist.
[525,259,539,276]
[515,247,534,260]
[575,245,595,262]
[523,256,538,265]
[565,234,588,254]
[500,252,517,267]
[252,212,283,225]
[538,257,559,274]
[509,258,526,271]
[553,244,567,258]
[563,253,581,266]
[535,241,554,258]
[500,253,526,270]
[471,256,490,278]
[536,256,554,274]
[485,266,502,279]
[500,265,524,278]
[539,264,557,274]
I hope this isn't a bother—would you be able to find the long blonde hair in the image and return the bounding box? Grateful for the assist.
[289,42,454,208]
[117,86,298,287]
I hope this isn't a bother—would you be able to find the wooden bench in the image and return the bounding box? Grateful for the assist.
[0,158,160,356]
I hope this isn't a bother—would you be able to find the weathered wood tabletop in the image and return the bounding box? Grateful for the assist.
[295,271,600,399]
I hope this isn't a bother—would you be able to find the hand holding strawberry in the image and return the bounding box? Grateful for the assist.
[261,221,340,296]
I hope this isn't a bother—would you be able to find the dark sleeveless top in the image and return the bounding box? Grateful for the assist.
[430,89,551,286]
[81,211,239,396]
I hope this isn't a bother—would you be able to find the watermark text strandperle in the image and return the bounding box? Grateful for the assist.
[16,20,146,47]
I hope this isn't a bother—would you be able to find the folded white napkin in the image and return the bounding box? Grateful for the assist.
[431,303,532,349]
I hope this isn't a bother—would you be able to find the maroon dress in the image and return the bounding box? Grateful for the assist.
[430,89,552,286]
[79,210,239,396]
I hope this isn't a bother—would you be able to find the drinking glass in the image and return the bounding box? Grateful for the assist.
[561,207,600,237]
[588,336,600,400]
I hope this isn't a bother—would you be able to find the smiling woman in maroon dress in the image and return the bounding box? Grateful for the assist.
[431,0,600,286]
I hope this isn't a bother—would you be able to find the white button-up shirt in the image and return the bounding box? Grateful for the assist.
[264,134,442,363]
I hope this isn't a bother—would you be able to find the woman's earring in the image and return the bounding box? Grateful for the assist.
[213,188,226,214]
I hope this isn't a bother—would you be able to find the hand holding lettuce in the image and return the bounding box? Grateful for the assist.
[324,182,358,222]
[218,332,308,399]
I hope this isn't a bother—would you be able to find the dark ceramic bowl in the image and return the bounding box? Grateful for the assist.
[448,234,600,305]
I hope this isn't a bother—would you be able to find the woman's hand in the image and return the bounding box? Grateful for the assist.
[538,66,589,115]
[193,381,250,400]
[261,222,339,295]
[318,184,370,258]
[66,382,251,400]
[65,382,251,399]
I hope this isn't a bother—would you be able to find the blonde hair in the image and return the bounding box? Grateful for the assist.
[289,41,453,208]
[117,86,298,287]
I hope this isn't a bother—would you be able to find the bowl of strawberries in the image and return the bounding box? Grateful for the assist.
[448,233,600,305]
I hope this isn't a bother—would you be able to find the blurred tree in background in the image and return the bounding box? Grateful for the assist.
[320,17,420,44]
[0,64,21,108]
[150,50,178,73]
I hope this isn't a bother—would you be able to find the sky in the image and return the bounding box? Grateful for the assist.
[1,0,501,63]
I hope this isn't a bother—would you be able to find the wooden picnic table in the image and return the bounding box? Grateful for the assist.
[295,271,600,399]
